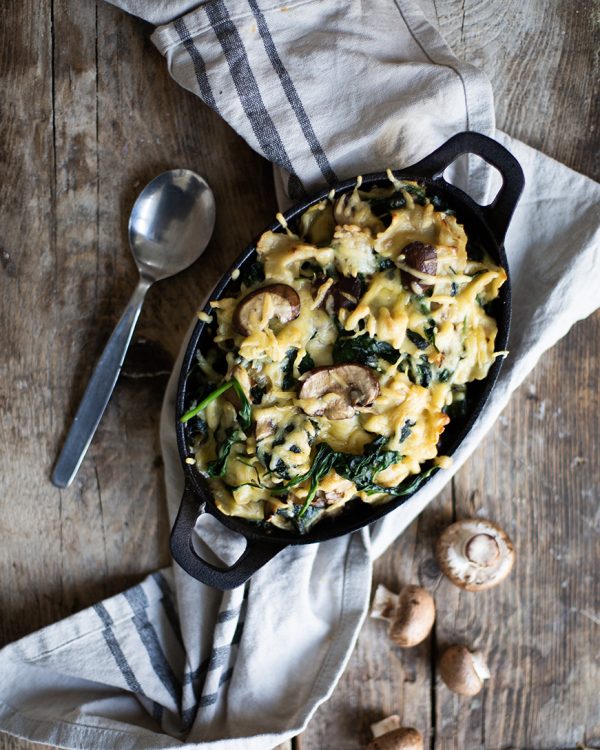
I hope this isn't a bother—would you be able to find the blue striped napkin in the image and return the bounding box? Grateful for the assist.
[1,1,598,748]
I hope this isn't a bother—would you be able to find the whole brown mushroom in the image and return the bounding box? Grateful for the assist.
[439,645,490,696]
[367,716,424,750]
[435,518,515,591]
[370,584,435,648]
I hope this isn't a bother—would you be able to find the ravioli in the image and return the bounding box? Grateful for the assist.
[182,179,506,534]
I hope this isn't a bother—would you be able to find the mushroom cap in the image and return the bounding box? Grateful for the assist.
[233,283,300,336]
[298,363,379,419]
[367,727,424,750]
[439,645,490,696]
[435,518,515,591]
[323,275,362,315]
[400,241,437,292]
[389,585,435,648]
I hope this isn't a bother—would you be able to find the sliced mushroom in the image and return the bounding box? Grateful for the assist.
[255,417,276,441]
[370,583,435,648]
[439,645,490,696]
[298,363,379,419]
[326,275,362,315]
[233,283,300,336]
[367,724,424,750]
[400,241,437,292]
[312,274,361,315]
[435,518,515,591]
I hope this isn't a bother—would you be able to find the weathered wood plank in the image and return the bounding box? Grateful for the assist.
[299,490,454,748]
[439,316,600,749]
[0,3,67,749]
[0,0,63,644]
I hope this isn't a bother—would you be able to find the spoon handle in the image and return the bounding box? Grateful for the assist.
[52,276,152,488]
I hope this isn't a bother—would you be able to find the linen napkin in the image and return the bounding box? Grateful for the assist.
[1,1,598,749]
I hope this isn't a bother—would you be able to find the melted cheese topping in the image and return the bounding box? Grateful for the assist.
[187,181,506,534]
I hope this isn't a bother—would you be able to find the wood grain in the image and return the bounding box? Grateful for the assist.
[1,1,598,749]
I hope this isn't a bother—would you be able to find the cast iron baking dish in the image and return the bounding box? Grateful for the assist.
[171,131,524,589]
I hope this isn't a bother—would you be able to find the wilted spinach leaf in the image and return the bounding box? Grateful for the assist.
[444,395,468,420]
[392,464,439,496]
[276,504,323,534]
[416,356,432,387]
[244,260,265,286]
[407,330,429,350]
[298,352,315,374]
[207,428,243,477]
[399,419,416,443]
[430,194,455,215]
[281,348,298,390]
[333,435,401,494]
[367,193,407,218]
[250,384,266,404]
[332,332,400,369]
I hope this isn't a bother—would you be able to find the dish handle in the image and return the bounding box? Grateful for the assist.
[170,483,286,590]
[404,131,525,246]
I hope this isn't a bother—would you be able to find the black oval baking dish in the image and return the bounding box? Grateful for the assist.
[171,131,525,589]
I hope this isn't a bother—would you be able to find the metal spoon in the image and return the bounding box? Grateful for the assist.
[52,169,216,488]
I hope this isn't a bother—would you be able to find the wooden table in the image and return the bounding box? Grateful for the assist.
[1,1,598,748]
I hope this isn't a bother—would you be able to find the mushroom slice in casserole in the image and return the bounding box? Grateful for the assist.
[183,178,507,534]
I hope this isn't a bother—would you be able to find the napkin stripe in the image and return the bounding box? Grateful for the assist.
[93,603,145,694]
[204,0,304,197]
[173,17,219,112]
[216,606,240,623]
[219,666,234,686]
[123,589,182,706]
[198,693,218,707]
[247,0,337,186]
[152,572,184,648]
[196,666,235,708]
[184,602,246,685]
[184,634,239,684]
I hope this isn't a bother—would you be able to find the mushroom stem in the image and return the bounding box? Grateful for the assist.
[465,533,500,566]
[370,715,402,738]
[435,518,515,591]
[370,584,399,621]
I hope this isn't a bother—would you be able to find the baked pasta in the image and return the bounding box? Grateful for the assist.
[182,176,507,534]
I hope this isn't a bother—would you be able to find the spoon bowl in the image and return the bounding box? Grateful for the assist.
[52,169,216,488]
[129,169,215,280]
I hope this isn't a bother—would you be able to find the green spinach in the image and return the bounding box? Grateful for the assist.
[298,352,315,374]
[207,428,243,478]
[281,348,298,390]
[332,436,401,494]
[276,504,323,534]
[407,330,429,350]
[180,377,251,430]
[332,332,400,369]
[399,419,416,443]
[244,261,265,286]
